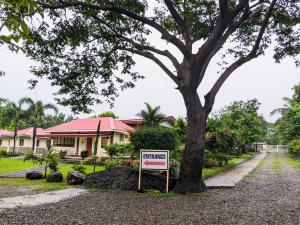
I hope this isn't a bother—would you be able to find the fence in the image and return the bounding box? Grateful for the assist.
[262,145,288,153]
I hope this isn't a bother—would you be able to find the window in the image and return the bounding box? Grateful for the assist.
[53,137,75,147]
[0,139,2,146]
[101,137,110,148]
[36,140,40,147]
[120,134,125,142]
[19,139,24,147]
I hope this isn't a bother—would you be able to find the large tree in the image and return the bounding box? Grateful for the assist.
[137,102,166,127]
[0,98,29,154]
[18,0,300,193]
[20,98,58,151]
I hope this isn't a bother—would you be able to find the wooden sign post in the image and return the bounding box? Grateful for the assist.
[138,149,169,193]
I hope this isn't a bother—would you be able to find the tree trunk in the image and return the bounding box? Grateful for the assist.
[32,126,37,152]
[174,90,208,194]
[13,127,17,155]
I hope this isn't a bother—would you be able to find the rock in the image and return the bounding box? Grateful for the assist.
[66,171,85,185]
[26,171,43,180]
[85,167,177,192]
[46,171,63,182]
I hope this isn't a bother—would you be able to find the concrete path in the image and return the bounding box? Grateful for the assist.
[205,151,267,188]
[0,188,88,209]
[0,166,45,178]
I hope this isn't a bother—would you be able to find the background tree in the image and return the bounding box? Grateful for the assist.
[273,83,300,144]
[20,98,58,151]
[39,113,74,129]
[173,117,187,143]
[137,103,166,127]
[0,98,29,154]
[96,111,118,119]
[21,0,300,193]
[206,99,267,154]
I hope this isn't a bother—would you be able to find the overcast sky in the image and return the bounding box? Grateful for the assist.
[0,35,299,123]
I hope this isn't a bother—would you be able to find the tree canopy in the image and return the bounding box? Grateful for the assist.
[274,83,300,143]
[22,0,300,113]
[206,99,267,153]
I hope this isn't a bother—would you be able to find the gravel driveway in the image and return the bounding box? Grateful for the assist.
[0,152,299,225]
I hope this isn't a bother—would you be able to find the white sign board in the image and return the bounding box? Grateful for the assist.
[140,150,169,170]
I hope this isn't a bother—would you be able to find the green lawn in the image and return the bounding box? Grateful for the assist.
[0,158,37,174]
[286,156,300,169]
[0,161,105,191]
[203,153,252,179]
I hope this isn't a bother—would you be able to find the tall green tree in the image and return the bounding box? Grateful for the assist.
[206,100,267,154]
[274,83,300,143]
[97,111,118,119]
[137,103,166,128]
[39,113,74,129]
[20,98,58,151]
[0,98,29,154]
[20,1,300,193]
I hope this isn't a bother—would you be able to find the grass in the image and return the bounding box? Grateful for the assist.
[0,158,37,174]
[271,159,281,176]
[0,163,105,191]
[286,156,300,169]
[203,153,252,179]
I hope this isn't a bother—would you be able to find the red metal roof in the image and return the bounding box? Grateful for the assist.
[17,127,49,137]
[0,129,13,137]
[46,117,134,133]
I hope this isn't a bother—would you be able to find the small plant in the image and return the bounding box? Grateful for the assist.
[59,150,67,159]
[0,149,7,156]
[120,159,139,169]
[288,139,300,157]
[104,159,122,170]
[80,150,88,160]
[104,143,133,158]
[71,163,87,174]
[24,150,59,177]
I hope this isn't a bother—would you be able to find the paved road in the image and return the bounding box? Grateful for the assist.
[0,152,299,225]
[205,152,267,188]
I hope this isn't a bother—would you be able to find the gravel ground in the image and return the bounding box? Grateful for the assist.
[0,152,299,225]
[0,186,39,198]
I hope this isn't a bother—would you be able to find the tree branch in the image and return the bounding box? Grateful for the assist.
[121,48,178,84]
[204,0,277,114]
[164,0,191,48]
[87,13,180,70]
[37,0,190,58]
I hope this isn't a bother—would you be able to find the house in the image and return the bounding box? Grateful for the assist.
[0,129,13,152]
[119,116,176,129]
[45,117,134,157]
[0,127,49,155]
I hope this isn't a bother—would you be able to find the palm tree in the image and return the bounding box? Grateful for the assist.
[1,98,28,154]
[20,98,58,151]
[137,103,166,127]
[271,83,300,116]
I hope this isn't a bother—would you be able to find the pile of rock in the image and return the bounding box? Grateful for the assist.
[85,167,177,192]
[26,171,43,180]
[66,171,85,185]
[46,171,63,182]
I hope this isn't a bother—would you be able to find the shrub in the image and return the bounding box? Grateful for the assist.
[71,163,87,174]
[80,150,89,160]
[59,150,67,159]
[204,150,229,168]
[130,127,180,157]
[104,159,122,170]
[104,143,134,158]
[0,149,7,156]
[288,139,300,157]
[120,159,139,169]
